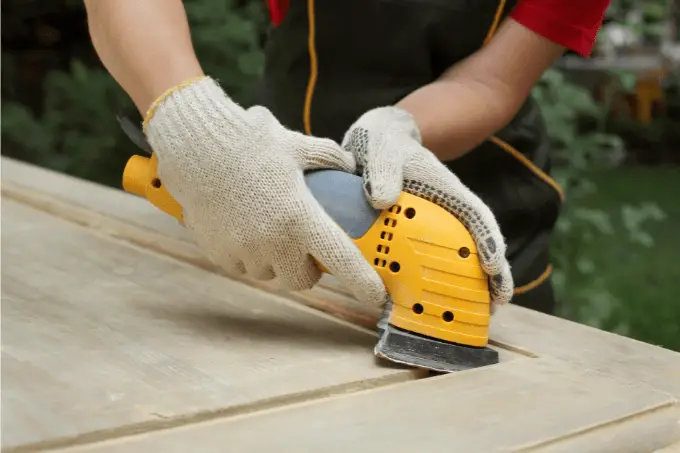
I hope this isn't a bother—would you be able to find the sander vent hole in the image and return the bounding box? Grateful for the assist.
[442,311,454,322]
[377,245,390,254]
[380,231,394,241]
[412,303,424,314]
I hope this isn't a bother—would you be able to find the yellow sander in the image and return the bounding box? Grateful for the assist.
[118,117,498,373]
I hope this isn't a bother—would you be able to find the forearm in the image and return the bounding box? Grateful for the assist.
[396,18,565,161]
[396,75,507,162]
[84,0,204,115]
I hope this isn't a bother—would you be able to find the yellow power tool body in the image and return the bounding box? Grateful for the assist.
[122,151,498,372]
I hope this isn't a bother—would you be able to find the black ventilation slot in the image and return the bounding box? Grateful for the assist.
[380,231,394,241]
[383,218,397,227]
[377,245,390,255]
[375,208,399,269]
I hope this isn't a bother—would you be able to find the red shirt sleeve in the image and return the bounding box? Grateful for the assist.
[267,0,289,26]
[509,0,612,56]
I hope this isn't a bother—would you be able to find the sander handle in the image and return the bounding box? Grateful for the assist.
[121,153,381,270]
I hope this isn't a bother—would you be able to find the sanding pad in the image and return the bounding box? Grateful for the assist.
[374,302,499,373]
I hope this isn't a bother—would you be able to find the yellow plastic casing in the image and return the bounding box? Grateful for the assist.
[122,154,491,348]
[122,153,183,222]
[355,196,491,347]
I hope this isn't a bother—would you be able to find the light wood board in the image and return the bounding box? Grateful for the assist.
[4,157,680,452]
[0,156,522,351]
[322,275,680,399]
[0,157,387,330]
[52,358,680,453]
[2,199,426,451]
[656,441,680,453]
[4,156,679,398]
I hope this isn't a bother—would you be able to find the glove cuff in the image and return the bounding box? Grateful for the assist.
[354,106,423,144]
[142,75,208,132]
[143,76,251,151]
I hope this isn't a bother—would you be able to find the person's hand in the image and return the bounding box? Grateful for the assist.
[143,76,386,306]
[341,106,513,311]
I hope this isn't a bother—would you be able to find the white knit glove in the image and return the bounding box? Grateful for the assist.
[143,76,386,306]
[341,106,513,311]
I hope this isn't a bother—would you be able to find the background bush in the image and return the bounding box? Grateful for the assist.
[2,0,678,350]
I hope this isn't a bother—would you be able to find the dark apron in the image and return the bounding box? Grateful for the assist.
[255,0,562,314]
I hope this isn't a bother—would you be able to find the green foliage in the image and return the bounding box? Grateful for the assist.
[185,0,266,102]
[2,59,133,186]
[575,168,680,350]
[606,0,669,44]
[532,69,667,332]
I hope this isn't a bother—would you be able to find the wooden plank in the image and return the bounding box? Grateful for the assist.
[51,358,680,453]
[4,157,680,398]
[0,157,382,330]
[1,156,190,242]
[656,441,680,453]
[339,270,680,401]
[0,157,521,361]
[489,304,680,399]
[1,199,428,452]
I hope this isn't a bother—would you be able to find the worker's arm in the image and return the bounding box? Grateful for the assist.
[339,18,563,310]
[395,0,612,161]
[340,0,611,308]
[83,0,387,307]
[396,18,564,161]
[84,0,204,114]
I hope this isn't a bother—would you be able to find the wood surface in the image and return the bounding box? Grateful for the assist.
[3,156,680,453]
[0,157,385,330]
[4,156,679,396]
[656,441,680,453]
[0,155,520,348]
[325,270,680,398]
[1,199,424,452]
[51,358,680,453]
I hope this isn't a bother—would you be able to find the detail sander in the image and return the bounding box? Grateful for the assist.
[119,121,498,373]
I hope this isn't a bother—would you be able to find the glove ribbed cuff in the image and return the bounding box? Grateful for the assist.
[142,76,252,151]
[143,75,208,132]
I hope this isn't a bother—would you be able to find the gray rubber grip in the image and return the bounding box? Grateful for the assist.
[304,169,381,239]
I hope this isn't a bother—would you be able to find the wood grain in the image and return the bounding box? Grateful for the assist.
[317,272,680,398]
[655,441,680,453]
[489,304,680,399]
[1,156,521,361]
[1,200,425,452]
[51,358,680,453]
[4,157,680,452]
[0,157,381,330]
[4,156,680,394]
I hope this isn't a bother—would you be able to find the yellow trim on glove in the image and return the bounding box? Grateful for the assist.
[142,75,208,133]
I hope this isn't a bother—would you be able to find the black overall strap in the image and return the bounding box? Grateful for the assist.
[258,0,563,314]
